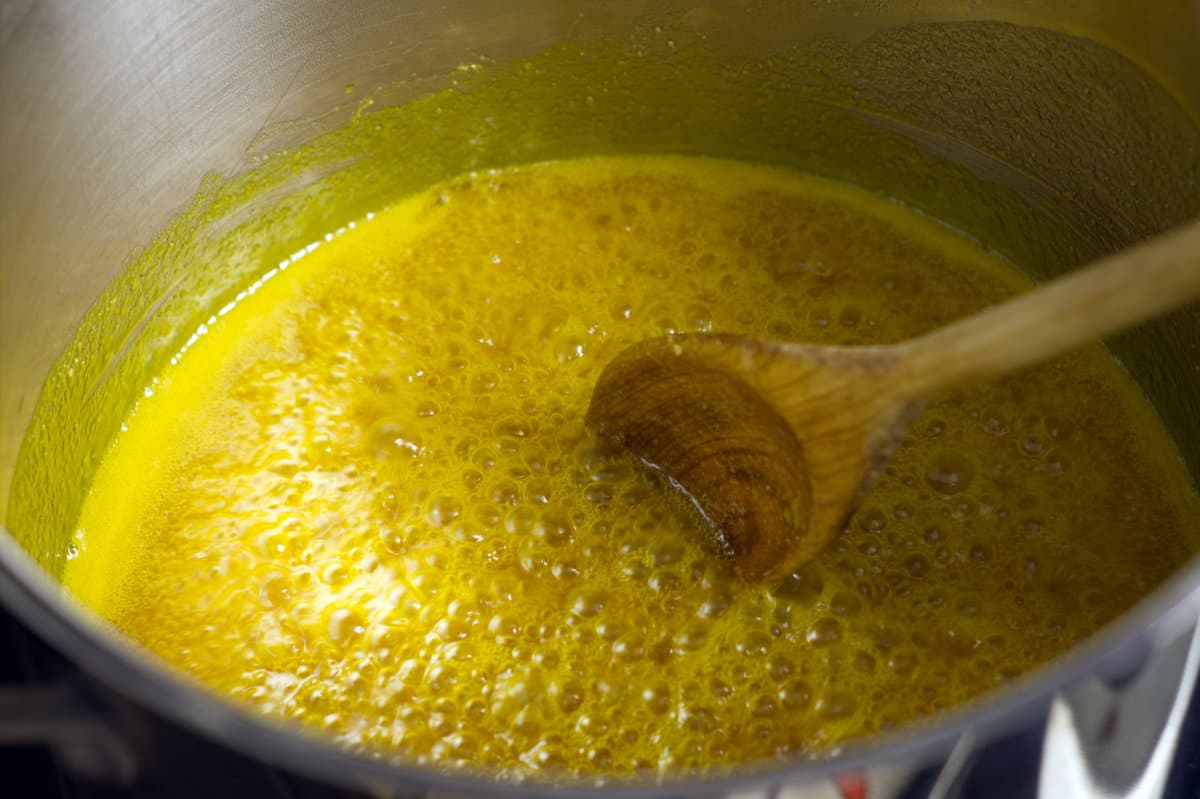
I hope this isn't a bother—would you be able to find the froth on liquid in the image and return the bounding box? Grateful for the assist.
[67,156,1198,781]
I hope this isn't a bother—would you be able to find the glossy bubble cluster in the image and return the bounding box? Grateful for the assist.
[72,156,1198,781]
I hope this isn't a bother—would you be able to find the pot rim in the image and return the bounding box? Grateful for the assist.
[1,525,1198,796]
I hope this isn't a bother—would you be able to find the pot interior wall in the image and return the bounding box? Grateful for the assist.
[4,1,1200,586]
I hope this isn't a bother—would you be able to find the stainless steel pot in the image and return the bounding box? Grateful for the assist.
[3,1,1200,797]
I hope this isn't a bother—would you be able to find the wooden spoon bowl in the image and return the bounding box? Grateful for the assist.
[587,220,1200,581]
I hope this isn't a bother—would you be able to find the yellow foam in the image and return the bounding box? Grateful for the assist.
[68,156,1197,780]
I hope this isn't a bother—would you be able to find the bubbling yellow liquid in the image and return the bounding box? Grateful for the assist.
[67,156,1197,781]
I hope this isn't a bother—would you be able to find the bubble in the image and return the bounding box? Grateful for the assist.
[551,559,581,580]
[751,696,778,718]
[679,703,717,733]
[684,303,713,332]
[471,373,498,393]
[557,681,585,714]
[924,452,976,494]
[491,481,519,506]
[857,508,887,533]
[816,688,857,720]
[570,590,607,618]
[982,411,1009,436]
[774,567,824,605]
[505,506,538,535]
[585,483,614,503]
[956,596,981,617]
[1039,454,1068,475]
[1045,416,1073,441]
[432,616,468,642]
[937,628,978,658]
[588,747,614,769]
[495,419,536,439]
[829,591,862,617]
[904,554,930,578]
[320,562,349,586]
[767,319,793,337]
[612,633,645,661]
[555,337,585,364]
[710,678,733,700]
[767,654,794,682]
[473,450,496,470]
[622,485,651,507]
[888,650,917,675]
[255,525,308,560]
[326,607,365,647]
[471,502,502,528]
[806,618,842,647]
[522,743,566,773]
[622,562,649,581]
[737,631,772,657]
[672,625,708,652]
[519,552,549,575]
[365,418,425,459]
[648,571,680,593]
[697,592,733,619]
[487,614,521,638]
[643,681,672,710]
[428,497,462,526]
[576,714,611,737]
[610,301,634,321]
[595,620,625,641]
[533,513,573,546]
[652,543,684,566]
[260,573,292,608]
[525,478,552,504]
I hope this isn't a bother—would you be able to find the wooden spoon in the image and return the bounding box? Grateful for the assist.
[586,220,1200,582]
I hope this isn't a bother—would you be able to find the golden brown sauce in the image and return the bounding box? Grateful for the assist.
[67,156,1197,780]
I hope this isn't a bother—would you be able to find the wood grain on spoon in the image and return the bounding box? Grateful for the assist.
[586,220,1200,582]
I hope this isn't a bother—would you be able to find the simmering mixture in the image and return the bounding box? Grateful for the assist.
[66,156,1197,780]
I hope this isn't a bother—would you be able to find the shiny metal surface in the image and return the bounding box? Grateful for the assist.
[1040,623,1200,799]
[0,0,602,516]
[3,1,1200,796]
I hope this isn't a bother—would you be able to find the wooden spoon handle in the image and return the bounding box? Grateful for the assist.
[892,219,1200,398]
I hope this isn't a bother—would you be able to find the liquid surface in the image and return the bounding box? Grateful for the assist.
[67,156,1197,781]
